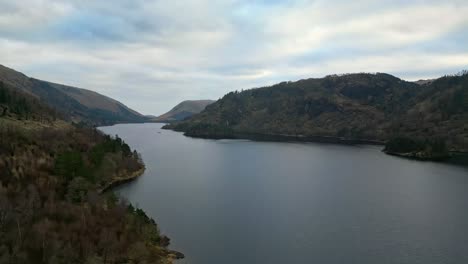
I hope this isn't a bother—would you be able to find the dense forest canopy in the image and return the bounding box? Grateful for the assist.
[166,72,468,152]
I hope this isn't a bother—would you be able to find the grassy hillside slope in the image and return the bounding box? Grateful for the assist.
[0,64,148,125]
[153,100,214,122]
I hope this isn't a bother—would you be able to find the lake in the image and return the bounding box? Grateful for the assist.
[99,123,468,264]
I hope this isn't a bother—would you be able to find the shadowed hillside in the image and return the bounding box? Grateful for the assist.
[0,64,148,125]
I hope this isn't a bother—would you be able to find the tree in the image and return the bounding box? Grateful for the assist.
[54,151,86,182]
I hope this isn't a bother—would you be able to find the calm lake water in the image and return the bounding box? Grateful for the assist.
[100,123,468,264]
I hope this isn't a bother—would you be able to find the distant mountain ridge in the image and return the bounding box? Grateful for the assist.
[0,64,148,125]
[165,72,468,151]
[153,100,214,122]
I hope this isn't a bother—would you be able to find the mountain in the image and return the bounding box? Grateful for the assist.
[0,64,148,125]
[413,79,436,85]
[0,79,60,122]
[0,74,183,263]
[153,99,214,122]
[164,72,468,152]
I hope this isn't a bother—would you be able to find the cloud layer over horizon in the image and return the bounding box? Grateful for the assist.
[1,0,467,114]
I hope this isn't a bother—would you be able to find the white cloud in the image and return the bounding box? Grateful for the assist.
[0,0,467,114]
[0,0,72,35]
[256,2,468,62]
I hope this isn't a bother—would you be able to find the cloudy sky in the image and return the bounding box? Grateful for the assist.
[1,0,467,115]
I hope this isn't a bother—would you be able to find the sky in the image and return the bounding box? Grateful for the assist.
[0,0,467,115]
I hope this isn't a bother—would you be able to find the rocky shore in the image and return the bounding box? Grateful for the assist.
[98,167,146,193]
[384,150,468,167]
[383,150,450,161]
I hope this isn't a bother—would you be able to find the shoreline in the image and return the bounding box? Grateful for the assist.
[165,127,385,146]
[165,126,468,167]
[98,167,146,193]
[97,165,186,262]
[384,150,468,166]
[383,150,449,161]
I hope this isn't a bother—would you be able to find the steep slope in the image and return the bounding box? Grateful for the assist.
[0,64,148,125]
[0,80,60,122]
[153,99,214,122]
[165,72,468,151]
[0,80,183,263]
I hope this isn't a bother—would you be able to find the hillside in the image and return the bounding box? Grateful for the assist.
[153,100,214,122]
[0,81,182,263]
[0,64,148,125]
[0,80,60,122]
[165,72,468,151]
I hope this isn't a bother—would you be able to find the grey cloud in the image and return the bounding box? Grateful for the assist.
[0,0,467,114]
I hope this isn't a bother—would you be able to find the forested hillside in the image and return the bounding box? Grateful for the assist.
[165,72,468,151]
[0,65,148,125]
[0,83,182,263]
[0,80,59,122]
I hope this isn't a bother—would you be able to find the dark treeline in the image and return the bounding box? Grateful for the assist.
[0,85,180,263]
[0,81,59,122]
